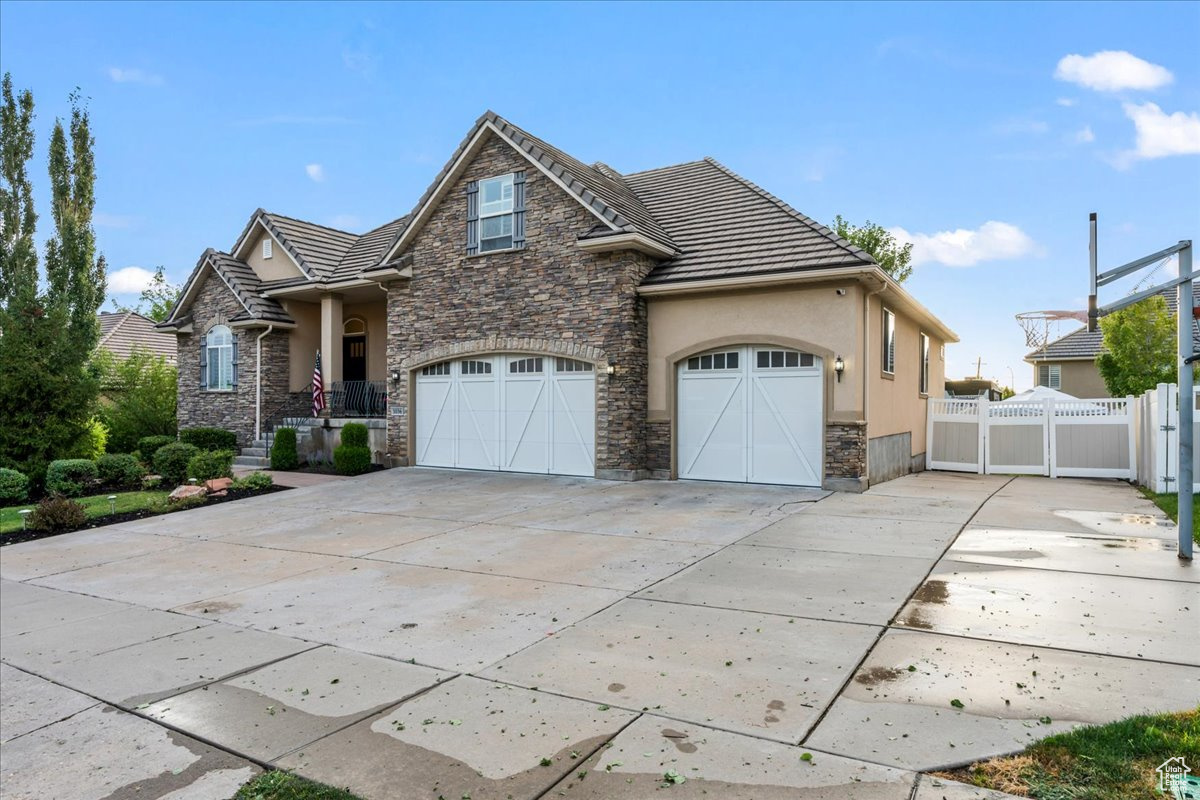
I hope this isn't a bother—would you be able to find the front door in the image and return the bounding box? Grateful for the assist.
[343,335,367,382]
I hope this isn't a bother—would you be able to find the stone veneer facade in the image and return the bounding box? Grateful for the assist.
[176,274,290,446]
[385,135,655,479]
[824,421,868,491]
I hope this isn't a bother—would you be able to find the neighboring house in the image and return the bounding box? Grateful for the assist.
[159,111,957,490]
[97,311,177,365]
[945,378,1003,401]
[1025,286,1199,398]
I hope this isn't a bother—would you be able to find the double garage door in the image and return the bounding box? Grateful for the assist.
[677,346,823,486]
[415,354,595,477]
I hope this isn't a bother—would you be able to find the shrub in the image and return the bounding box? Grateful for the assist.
[29,496,87,531]
[66,417,108,460]
[45,459,99,498]
[231,471,274,491]
[271,428,298,471]
[187,449,234,482]
[94,348,178,454]
[179,427,238,452]
[333,445,372,476]
[153,442,200,487]
[340,422,369,449]
[96,453,145,488]
[137,435,177,465]
[0,468,30,503]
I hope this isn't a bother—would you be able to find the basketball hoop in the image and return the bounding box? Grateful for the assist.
[1015,310,1089,351]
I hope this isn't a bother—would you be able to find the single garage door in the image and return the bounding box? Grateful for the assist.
[415,354,595,476]
[677,346,823,486]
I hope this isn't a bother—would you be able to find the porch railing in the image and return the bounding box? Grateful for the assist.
[327,380,387,418]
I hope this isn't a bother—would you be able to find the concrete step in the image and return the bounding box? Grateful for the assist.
[240,446,267,457]
[233,455,270,468]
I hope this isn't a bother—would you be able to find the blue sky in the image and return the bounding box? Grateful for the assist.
[1,0,1197,390]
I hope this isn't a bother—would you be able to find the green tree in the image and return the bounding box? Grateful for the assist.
[832,215,914,283]
[0,75,107,485]
[94,347,178,453]
[1095,295,1177,397]
[112,265,181,322]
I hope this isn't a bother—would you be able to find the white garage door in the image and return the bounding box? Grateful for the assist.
[415,355,595,477]
[677,346,823,486]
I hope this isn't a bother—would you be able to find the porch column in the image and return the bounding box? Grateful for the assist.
[320,292,343,388]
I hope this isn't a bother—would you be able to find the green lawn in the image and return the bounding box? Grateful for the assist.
[940,708,1200,799]
[233,772,363,800]
[0,490,171,534]
[1140,488,1200,543]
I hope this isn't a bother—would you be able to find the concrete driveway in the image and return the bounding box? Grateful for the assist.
[1,469,1196,799]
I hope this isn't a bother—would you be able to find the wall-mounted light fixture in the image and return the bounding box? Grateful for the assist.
[606,365,616,376]
[391,370,400,383]
[834,355,845,382]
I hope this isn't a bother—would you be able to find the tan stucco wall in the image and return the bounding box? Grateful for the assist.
[866,292,946,457]
[1030,359,1111,398]
[244,230,305,281]
[344,301,387,382]
[645,282,865,422]
[285,300,320,391]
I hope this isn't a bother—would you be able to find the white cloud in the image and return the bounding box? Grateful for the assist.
[1073,125,1096,144]
[1054,51,1172,92]
[108,266,156,293]
[891,221,1039,268]
[305,163,325,183]
[1117,102,1200,163]
[1056,97,1077,107]
[107,67,164,87]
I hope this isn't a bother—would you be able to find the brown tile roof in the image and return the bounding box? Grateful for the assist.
[329,215,410,281]
[626,158,873,285]
[162,249,294,328]
[97,311,177,363]
[1027,285,1200,361]
[258,212,359,280]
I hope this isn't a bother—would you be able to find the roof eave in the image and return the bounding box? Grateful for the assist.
[576,232,675,259]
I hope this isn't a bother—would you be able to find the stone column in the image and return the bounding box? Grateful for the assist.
[320,293,343,387]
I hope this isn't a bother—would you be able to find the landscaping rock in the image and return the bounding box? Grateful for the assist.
[168,485,207,503]
[204,477,233,493]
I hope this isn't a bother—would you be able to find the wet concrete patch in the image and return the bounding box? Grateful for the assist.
[947,527,1195,582]
[0,704,258,800]
[0,663,98,743]
[806,629,1200,771]
[143,645,448,760]
[893,561,1200,664]
[478,598,880,743]
[548,715,916,799]
[276,676,635,800]
[635,545,931,625]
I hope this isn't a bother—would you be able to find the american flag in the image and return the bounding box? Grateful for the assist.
[312,351,326,416]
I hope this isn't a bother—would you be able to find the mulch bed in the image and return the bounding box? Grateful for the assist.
[289,463,386,476]
[1,485,290,547]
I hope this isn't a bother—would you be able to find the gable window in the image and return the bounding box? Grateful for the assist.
[466,172,525,255]
[1038,364,1061,389]
[202,325,236,392]
[262,238,273,259]
[882,308,896,375]
[919,333,931,394]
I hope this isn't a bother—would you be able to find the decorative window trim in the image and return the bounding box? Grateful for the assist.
[686,351,741,371]
[555,357,593,373]
[882,308,897,375]
[509,357,544,374]
[461,360,493,375]
[919,332,931,395]
[754,349,814,370]
[421,362,451,376]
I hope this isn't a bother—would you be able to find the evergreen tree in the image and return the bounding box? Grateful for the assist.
[0,75,107,485]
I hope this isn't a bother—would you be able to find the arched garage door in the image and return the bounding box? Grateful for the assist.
[677,346,823,486]
[415,355,595,476]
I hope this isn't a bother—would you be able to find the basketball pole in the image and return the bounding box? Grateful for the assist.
[1178,242,1194,561]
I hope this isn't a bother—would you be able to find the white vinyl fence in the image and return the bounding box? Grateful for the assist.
[1133,383,1200,493]
[927,395,1135,479]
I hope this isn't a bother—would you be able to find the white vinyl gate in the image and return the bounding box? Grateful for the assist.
[415,355,595,477]
[927,396,1135,479]
[1133,383,1200,493]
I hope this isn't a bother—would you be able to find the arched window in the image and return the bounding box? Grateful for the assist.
[205,325,235,391]
[343,317,367,336]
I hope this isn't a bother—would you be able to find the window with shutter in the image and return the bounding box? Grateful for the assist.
[512,171,526,249]
[465,181,479,255]
[230,333,239,389]
[199,334,208,390]
[477,173,515,252]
